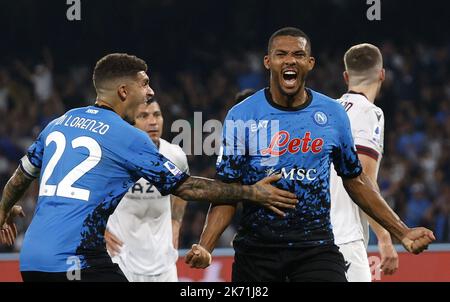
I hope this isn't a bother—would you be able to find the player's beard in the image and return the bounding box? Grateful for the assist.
[279,73,307,105]
[278,79,302,105]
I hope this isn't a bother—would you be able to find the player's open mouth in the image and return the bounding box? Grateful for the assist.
[282,70,298,88]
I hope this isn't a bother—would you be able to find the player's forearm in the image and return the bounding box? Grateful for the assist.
[343,172,409,241]
[358,158,393,244]
[174,176,252,204]
[199,204,237,252]
[366,214,393,244]
[171,196,187,223]
[0,167,34,214]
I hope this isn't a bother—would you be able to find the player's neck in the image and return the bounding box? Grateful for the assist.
[95,98,122,115]
[270,85,309,108]
[347,84,378,104]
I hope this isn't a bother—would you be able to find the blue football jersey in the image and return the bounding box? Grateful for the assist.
[216,88,362,249]
[19,105,189,272]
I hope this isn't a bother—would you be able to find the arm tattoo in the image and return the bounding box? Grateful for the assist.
[0,167,34,213]
[174,176,253,203]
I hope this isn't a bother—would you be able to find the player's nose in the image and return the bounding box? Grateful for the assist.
[148,116,157,124]
[147,86,155,99]
[283,54,296,65]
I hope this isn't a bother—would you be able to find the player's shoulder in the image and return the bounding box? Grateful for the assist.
[310,89,341,109]
[339,93,383,116]
[369,103,384,119]
[39,106,91,135]
[310,89,347,118]
[310,88,336,103]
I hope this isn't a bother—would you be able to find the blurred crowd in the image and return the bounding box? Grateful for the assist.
[0,42,449,252]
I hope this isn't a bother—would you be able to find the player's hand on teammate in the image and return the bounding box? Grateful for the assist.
[378,241,399,275]
[0,205,25,246]
[185,244,212,269]
[251,174,298,217]
[105,229,123,256]
[401,227,435,255]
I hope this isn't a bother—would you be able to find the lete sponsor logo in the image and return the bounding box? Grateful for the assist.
[261,131,324,156]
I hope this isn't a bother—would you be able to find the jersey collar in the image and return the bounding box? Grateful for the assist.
[94,103,116,113]
[264,88,313,112]
[347,90,368,100]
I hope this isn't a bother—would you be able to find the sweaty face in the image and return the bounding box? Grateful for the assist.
[264,36,314,96]
[134,102,163,144]
[124,71,154,125]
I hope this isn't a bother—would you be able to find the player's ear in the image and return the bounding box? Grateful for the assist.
[263,55,270,70]
[117,84,127,102]
[343,71,350,85]
[307,56,315,71]
[380,68,385,82]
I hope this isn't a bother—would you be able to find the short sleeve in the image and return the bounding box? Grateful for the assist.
[332,108,363,179]
[20,132,45,178]
[125,134,189,196]
[353,107,384,160]
[215,110,247,183]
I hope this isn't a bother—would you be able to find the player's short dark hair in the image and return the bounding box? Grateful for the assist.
[234,89,256,104]
[93,53,147,89]
[268,27,311,54]
[344,44,382,73]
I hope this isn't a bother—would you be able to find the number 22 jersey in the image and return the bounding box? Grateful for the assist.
[19,105,188,272]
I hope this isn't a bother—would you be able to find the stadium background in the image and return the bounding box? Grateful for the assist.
[0,0,449,281]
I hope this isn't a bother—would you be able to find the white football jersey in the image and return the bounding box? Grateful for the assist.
[107,138,189,276]
[330,92,385,246]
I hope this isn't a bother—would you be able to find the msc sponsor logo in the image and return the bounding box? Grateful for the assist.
[265,167,318,181]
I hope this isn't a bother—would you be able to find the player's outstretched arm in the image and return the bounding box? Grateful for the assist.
[185,203,237,269]
[0,166,31,245]
[173,174,297,217]
[358,154,398,275]
[343,172,435,254]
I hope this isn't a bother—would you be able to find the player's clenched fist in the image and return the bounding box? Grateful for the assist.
[0,205,25,246]
[185,244,212,269]
[401,227,435,255]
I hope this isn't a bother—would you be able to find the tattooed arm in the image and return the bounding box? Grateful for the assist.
[173,174,297,217]
[0,166,30,244]
[0,167,33,217]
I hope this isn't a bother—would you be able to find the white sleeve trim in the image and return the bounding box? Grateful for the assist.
[20,155,40,178]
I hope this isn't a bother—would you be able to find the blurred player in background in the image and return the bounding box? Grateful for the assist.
[105,100,188,282]
[186,27,435,282]
[0,53,298,282]
[330,43,398,281]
